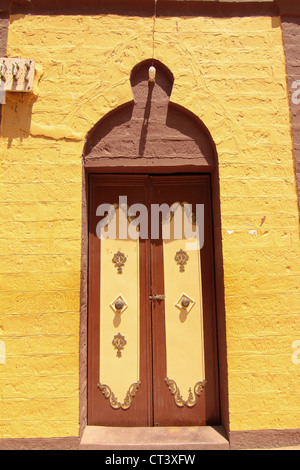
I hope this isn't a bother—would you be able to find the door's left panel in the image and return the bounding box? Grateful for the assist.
[87,175,152,426]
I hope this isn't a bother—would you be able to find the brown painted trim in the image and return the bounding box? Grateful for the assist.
[281,17,300,214]
[10,0,155,16]
[210,166,229,438]
[0,13,8,56]
[79,165,89,438]
[277,0,300,17]
[230,428,300,450]
[0,1,10,13]
[0,11,8,125]
[157,1,278,17]
[10,0,300,19]
[9,0,279,17]
[0,437,80,450]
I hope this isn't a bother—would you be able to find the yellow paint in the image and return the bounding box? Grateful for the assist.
[0,11,298,438]
[163,214,205,401]
[99,212,140,403]
[30,121,84,141]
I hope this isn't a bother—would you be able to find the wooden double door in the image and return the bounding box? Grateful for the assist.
[88,174,219,427]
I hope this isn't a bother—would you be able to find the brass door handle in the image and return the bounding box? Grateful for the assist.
[115,299,125,310]
[181,297,190,308]
[149,295,166,301]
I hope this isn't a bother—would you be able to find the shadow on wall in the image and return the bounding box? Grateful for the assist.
[0,92,36,148]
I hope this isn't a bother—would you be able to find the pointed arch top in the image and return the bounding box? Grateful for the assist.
[83,59,217,171]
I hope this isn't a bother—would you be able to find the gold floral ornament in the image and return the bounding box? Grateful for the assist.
[98,381,141,410]
[165,378,206,408]
[174,249,189,273]
[112,332,127,358]
[112,251,127,274]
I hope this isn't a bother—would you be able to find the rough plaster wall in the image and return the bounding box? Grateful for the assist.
[0,12,299,438]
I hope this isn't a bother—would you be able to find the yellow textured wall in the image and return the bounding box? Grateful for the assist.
[0,13,299,438]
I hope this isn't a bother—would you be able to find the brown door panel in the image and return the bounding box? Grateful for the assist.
[88,175,152,426]
[150,176,219,426]
[87,174,219,427]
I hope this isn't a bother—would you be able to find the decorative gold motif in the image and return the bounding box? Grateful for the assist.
[112,332,127,357]
[98,381,141,410]
[174,249,189,272]
[165,378,206,408]
[112,251,127,274]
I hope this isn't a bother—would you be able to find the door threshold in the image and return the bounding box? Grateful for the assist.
[79,425,229,450]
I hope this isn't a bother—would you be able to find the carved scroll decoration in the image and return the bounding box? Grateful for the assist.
[98,381,141,410]
[165,377,206,408]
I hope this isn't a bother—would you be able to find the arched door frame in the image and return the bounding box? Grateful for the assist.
[79,59,229,445]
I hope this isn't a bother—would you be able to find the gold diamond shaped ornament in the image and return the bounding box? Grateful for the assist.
[110,294,128,314]
[175,292,196,314]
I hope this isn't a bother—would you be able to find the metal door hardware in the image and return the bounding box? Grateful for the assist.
[115,299,125,311]
[181,297,190,308]
[149,295,166,300]
[175,293,196,313]
[110,294,128,314]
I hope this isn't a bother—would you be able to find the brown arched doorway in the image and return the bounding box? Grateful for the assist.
[82,60,227,430]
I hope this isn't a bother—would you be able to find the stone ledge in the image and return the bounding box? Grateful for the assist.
[79,425,229,450]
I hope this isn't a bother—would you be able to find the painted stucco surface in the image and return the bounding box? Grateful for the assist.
[0,13,299,438]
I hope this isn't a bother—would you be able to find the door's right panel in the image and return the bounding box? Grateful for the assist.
[150,175,220,427]
[163,227,206,408]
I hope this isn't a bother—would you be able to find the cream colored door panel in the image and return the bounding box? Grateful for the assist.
[98,209,140,409]
[163,208,206,408]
